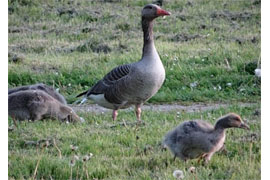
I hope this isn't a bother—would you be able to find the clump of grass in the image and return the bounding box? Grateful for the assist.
[75,39,112,53]
[116,22,131,32]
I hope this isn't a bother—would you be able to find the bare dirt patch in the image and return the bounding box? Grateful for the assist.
[210,11,253,21]
[71,102,257,114]
[171,33,202,42]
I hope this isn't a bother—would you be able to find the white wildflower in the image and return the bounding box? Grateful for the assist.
[255,68,261,77]
[226,83,232,87]
[240,88,245,92]
[74,155,80,161]
[70,145,78,151]
[80,117,85,123]
[69,159,76,167]
[83,153,93,162]
[82,156,89,162]
[188,166,196,173]
[173,170,184,179]
[45,140,50,147]
[190,82,198,88]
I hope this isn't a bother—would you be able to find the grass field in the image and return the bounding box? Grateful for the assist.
[8,0,261,179]
[8,0,260,103]
[9,104,260,179]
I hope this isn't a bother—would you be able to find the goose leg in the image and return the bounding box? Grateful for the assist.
[197,153,208,164]
[112,110,118,121]
[173,155,177,161]
[135,104,142,122]
[11,116,18,128]
[203,153,213,165]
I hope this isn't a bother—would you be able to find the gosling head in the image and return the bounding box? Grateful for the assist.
[215,113,250,130]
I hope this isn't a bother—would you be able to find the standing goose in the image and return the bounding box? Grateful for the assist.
[77,4,170,122]
[163,113,249,164]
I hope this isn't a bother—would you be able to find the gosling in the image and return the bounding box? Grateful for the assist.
[163,113,249,164]
[8,83,67,104]
[8,90,81,122]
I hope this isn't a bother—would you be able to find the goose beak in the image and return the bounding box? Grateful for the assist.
[240,122,250,130]
[156,8,171,16]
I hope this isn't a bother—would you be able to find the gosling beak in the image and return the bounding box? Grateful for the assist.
[156,7,171,16]
[240,122,250,130]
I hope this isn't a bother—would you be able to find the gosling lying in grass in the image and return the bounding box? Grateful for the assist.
[163,113,249,164]
[8,90,83,123]
[8,83,67,105]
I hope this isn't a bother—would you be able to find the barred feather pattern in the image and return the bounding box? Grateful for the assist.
[86,64,132,105]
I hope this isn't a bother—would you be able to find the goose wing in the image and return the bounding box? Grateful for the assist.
[78,64,132,104]
[181,120,214,134]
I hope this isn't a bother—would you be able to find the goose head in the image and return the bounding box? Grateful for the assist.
[142,4,170,20]
[215,113,250,130]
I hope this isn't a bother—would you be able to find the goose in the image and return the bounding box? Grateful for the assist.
[8,83,67,105]
[163,113,249,164]
[9,90,82,123]
[76,4,170,122]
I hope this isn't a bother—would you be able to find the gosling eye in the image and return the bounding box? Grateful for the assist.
[236,117,242,122]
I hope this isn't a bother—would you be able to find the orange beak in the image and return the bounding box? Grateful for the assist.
[156,7,171,16]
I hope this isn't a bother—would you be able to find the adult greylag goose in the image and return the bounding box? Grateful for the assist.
[77,4,170,122]
[163,113,249,164]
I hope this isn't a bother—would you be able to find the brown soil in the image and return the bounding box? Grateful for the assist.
[71,102,257,114]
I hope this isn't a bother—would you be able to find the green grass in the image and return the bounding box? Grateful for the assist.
[8,104,260,179]
[8,0,260,103]
[8,0,261,179]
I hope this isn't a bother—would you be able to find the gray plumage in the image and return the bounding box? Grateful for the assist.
[81,64,132,107]
[163,113,249,163]
[77,4,170,121]
[8,90,81,122]
[8,83,67,105]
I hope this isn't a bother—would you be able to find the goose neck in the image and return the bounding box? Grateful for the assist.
[142,17,155,56]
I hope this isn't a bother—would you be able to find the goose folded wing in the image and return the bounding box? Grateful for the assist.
[87,64,131,99]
